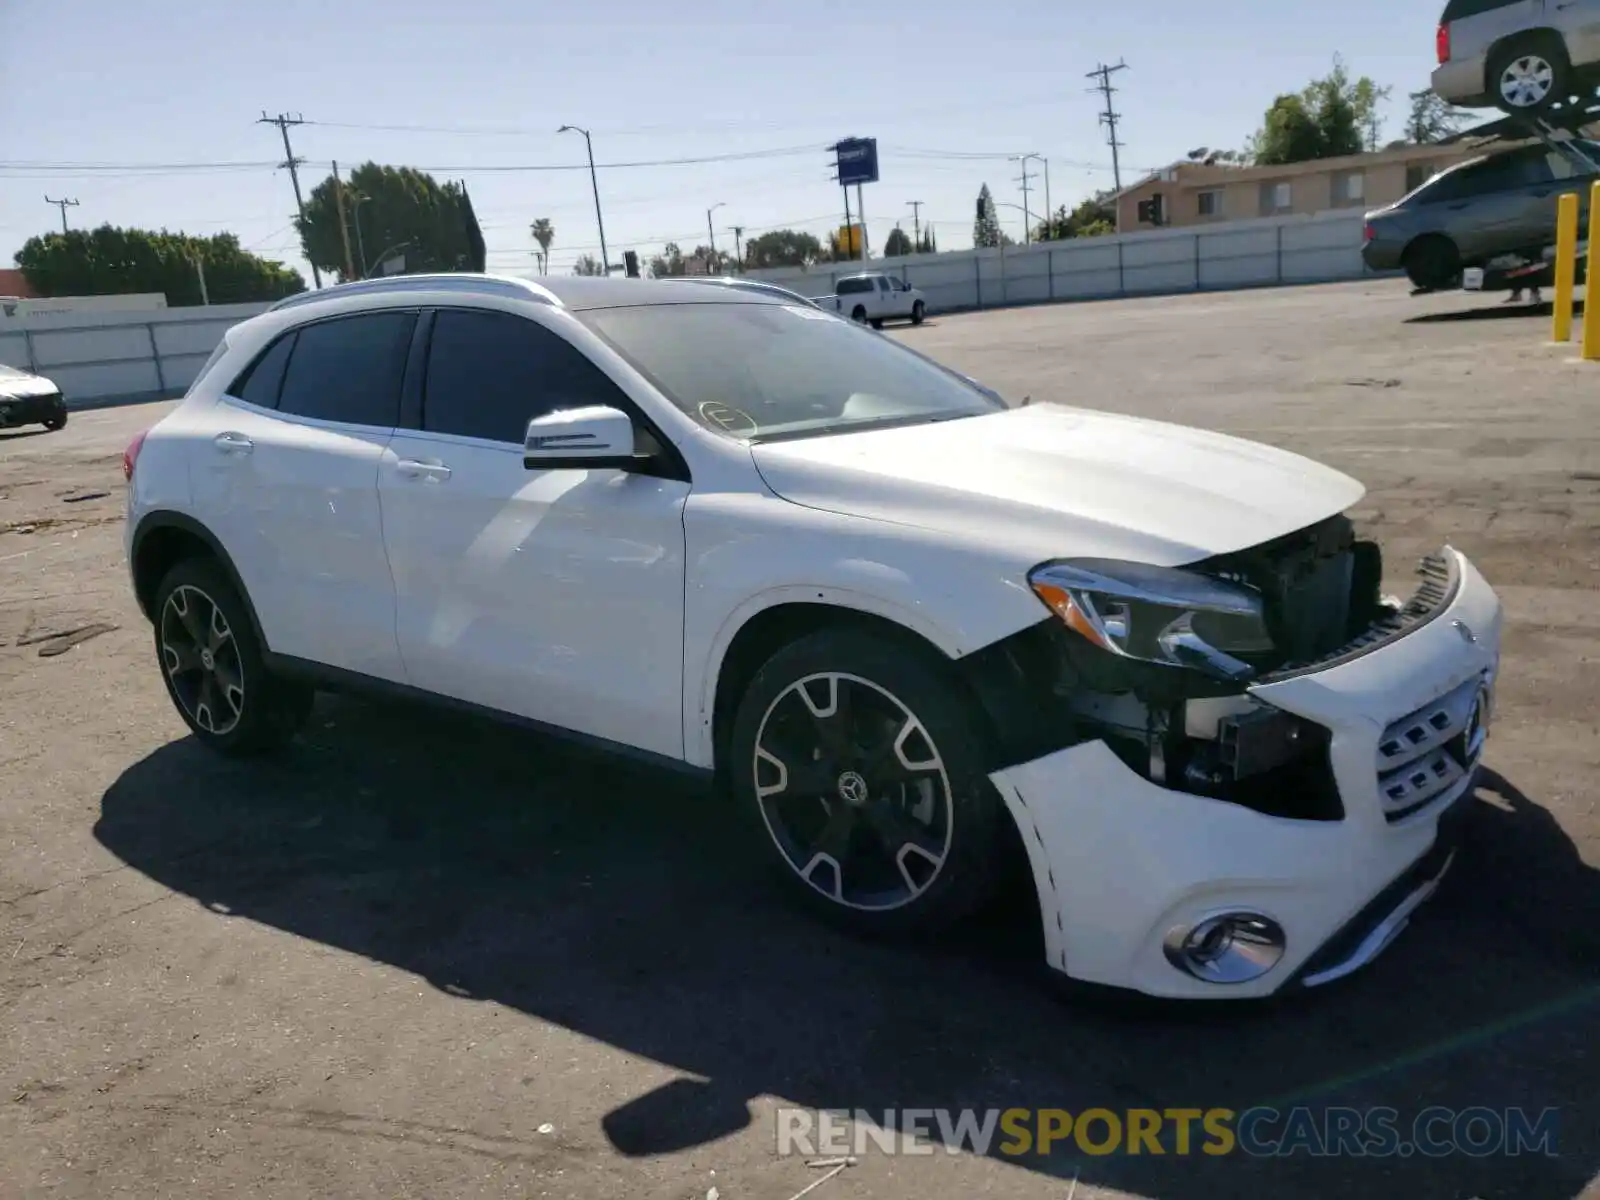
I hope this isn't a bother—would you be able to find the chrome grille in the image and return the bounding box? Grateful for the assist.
[1376,674,1489,822]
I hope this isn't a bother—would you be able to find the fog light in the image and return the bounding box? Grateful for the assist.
[1163,912,1286,984]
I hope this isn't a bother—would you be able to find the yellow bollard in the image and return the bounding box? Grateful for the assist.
[1584,181,1600,361]
[1553,192,1579,342]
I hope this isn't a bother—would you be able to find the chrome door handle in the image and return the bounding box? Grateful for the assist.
[214,431,253,454]
[396,458,452,481]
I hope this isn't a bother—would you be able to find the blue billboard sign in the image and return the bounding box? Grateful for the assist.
[833,137,879,187]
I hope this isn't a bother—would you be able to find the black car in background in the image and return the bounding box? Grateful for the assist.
[0,364,68,432]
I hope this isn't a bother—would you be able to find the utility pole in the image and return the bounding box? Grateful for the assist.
[1087,61,1129,193]
[730,225,744,272]
[907,201,923,252]
[332,160,355,282]
[1013,156,1038,244]
[44,196,80,234]
[258,111,321,288]
[706,202,725,269]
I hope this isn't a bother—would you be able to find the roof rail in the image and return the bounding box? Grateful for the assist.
[269,273,558,313]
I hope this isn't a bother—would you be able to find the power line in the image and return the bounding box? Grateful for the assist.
[1086,60,1130,193]
[257,112,320,289]
[44,195,80,234]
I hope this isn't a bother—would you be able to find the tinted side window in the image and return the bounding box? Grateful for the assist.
[276,312,414,426]
[1442,0,1515,19]
[423,309,629,443]
[1424,155,1530,201]
[229,333,296,409]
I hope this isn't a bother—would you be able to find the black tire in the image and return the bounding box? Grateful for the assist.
[1489,35,1570,112]
[43,414,66,432]
[870,317,885,330]
[911,301,926,325]
[1403,236,1462,291]
[728,627,1008,937]
[850,305,868,324]
[151,557,313,756]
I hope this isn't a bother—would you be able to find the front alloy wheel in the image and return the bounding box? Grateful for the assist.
[161,584,245,735]
[754,672,953,911]
[730,629,1007,935]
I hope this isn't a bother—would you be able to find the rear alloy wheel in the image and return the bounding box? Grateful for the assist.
[1491,39,1569,111]
[730,629,1006,935]
[153,558,313,756]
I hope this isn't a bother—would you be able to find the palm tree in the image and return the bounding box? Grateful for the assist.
[529,218,554,275]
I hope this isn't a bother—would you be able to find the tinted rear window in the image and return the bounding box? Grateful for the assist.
[1442,0,1514,19]
[229,333,296,409]
[836,278,873,295]
[276,312,415,427]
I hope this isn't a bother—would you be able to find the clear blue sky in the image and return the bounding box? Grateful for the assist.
[2,0,1450,284]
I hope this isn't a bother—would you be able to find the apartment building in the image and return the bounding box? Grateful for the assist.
[1112,142,1482,232]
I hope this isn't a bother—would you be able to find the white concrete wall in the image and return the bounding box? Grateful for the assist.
[0,302,270,404]
[747,209,1378,308]
[0,209,1381,406]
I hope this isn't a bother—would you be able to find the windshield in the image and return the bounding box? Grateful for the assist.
[578,302,1004,441]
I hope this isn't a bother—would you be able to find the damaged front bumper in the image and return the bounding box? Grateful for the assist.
[989,547,1501,1000]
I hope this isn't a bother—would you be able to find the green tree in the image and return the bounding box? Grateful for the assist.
[14,225,304,304]
[1252,94,1329,166]
[915,226,937,253]
[572,254,604,276]
[743,228,825,269]
[529,218,554,274]
[1251,57,1389,165]
[883,226,914,257]
[973,184,1001,248]
[1405,88,1470,143]
[1035,193,1116,241]
[648,242,685,277]
[298,162,482,281]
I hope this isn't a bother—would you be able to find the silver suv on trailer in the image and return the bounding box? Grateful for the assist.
[1432,0,1600,112]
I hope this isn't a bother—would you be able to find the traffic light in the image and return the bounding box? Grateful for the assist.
[1136,194,1166,226]
[623,250,640,278]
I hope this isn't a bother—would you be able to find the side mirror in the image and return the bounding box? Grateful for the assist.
[524,405,648,471]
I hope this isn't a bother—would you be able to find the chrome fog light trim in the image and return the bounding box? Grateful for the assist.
[1163,912,1287,984]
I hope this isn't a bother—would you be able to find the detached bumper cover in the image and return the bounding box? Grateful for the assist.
[990,547,1501,999]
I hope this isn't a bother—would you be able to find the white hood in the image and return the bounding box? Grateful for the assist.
[0,368,57,401]
[749,404,1364,566]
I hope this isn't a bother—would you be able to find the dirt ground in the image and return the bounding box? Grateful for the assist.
[2,280,1598,1200]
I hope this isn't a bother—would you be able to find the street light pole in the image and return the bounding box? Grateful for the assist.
[559,125,610,275]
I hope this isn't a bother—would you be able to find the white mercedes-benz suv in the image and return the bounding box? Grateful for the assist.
[123,274,1502,1000]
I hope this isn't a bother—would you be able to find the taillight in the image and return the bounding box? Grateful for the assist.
[1437,23,1450,64]
[1364,223,1376,243]
[123,429,149,482]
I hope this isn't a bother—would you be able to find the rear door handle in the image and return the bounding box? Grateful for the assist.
[213,431,253,454]
[396,458,452,482]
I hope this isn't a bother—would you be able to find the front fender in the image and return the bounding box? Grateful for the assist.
[681,491,1045,769]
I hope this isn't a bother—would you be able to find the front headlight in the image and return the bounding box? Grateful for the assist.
[1027,559,1274,682]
